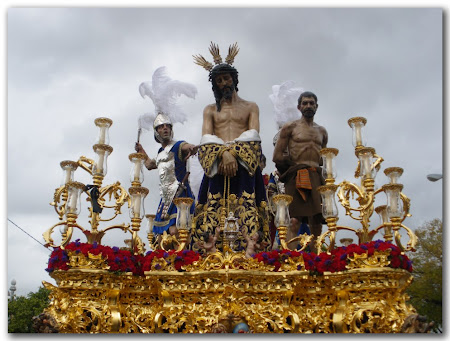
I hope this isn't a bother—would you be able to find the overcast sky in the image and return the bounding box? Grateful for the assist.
[6,6,444,297]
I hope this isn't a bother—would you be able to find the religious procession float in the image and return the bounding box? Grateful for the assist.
[41,43,421,333]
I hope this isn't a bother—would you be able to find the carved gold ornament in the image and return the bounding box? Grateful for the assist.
[43,266,415,333]
[66,250,110,271]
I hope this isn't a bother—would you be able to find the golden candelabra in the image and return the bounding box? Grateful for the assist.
[313,116,416,253]
[43,117,148,254]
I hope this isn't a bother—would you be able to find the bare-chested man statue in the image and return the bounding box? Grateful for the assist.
[191,42,270,252]
[273,91,328,252]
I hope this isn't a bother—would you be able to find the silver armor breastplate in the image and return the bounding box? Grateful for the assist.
[156,142,178,205]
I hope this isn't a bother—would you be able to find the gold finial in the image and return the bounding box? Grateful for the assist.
[225,42,239,65]
[209,42,222,64]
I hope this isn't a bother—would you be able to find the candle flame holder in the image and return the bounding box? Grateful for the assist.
[173,197,194,251]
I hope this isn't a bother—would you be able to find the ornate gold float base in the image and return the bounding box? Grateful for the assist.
[43,267,415,333]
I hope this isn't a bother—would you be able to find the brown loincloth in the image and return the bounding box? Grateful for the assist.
[279,164,325,220]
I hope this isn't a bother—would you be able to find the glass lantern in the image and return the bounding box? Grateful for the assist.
[145,214,156,234]
[94,117,113,145]
[317,184,339,219]
[384,167,404,184]
[65,181,85,216]
[320,148,339,182]
[173,197,194,230]
[128,187,149,219]
[383,184,404,219]
[375,205,393,242]
[145,214,156,251]
[60,160,78,186]
[92,144,113,176]
[375,205,389,225]
[348,116,367,148]
[129,153,146,185]
[356,147,377,180]
[339,238,353,247]
[273,194,293,227]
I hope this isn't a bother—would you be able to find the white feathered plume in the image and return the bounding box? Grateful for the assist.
[138,113,156,131]
[269,80,304,129]
[138,66,197,127]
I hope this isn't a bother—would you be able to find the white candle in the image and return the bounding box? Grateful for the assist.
[179,208,187,228]
[326,155,333,178]
[99,126,106,144]
[390,173,398,184]
[69,189,78,213]
[96,151,105,174]
[133,196,141,218]
[325,195,332,217]
[355,125,362,146]
[390,194,398,216]
[64,169,72,184]
[133,160,141,182]
[147,217,155,233]
[279,203,286,226]
[380,208,388,223]
[363,157,371,178]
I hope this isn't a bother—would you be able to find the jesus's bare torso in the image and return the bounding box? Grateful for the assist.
[202,95,259,142]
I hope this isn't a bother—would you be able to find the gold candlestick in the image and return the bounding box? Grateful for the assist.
[272,194,293,250]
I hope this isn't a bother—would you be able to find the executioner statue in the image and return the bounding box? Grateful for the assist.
[191,42,270,253]
[273,91,328,252]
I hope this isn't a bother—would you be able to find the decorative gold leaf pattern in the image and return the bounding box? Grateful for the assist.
[43,267,415,333]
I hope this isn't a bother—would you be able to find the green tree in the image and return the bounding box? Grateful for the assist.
[407,218,442,332]
[8,286,51,333]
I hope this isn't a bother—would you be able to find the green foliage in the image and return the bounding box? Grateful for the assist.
[8,286,50,333]
[407,218,442,332]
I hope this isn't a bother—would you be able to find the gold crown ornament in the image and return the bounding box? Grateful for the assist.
[193,42,240,71]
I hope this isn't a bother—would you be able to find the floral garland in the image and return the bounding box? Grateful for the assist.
[253,240,412,273]
[46,240,145,275]
[141,249,201,272]
[46,240,412,275]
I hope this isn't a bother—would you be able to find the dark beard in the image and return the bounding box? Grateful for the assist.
[221,85,234,101]
[303,110,315,118]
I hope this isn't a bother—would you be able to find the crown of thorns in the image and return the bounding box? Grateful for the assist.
[193,42,240,72]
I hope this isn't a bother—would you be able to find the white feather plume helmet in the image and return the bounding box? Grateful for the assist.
[269,80,304,129]
[138,66,198,131]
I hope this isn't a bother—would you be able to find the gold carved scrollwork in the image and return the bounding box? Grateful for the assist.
[50,185,68,220]
[77,156,95,175]
[278,255,306,272]
[346,250,391,270]
[43,268,415,333]
[183,251,276,272]
[67,251,110,271]
[97,182,130,221]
